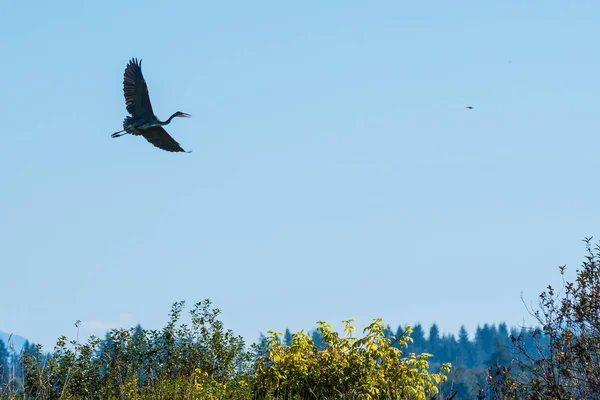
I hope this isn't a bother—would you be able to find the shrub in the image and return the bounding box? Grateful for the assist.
[487,238,600,399]
[254,319,451,399]
[7,302,451,399]
[17,300,252,400]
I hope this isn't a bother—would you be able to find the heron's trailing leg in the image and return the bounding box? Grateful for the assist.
[111,130,126,138]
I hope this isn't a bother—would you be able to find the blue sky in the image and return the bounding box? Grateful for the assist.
[1,1,600,349]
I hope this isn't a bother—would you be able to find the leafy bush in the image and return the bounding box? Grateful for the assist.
[487,238,600,399]
[16,300,252,400]
[254,319,451,399]
[4,301,451,399]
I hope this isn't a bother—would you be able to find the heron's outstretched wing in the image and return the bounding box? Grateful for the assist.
[123,58,155,118]
[141,126,189,153]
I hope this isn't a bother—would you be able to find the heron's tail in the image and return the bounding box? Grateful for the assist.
[123,116,135,128]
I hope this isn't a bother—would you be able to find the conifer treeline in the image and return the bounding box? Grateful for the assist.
[266,321,547,369]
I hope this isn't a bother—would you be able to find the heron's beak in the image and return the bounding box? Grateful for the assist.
[181,113,192,118]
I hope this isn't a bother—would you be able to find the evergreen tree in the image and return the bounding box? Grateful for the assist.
[311,330,325,350]
[427,323,441,355]
[439,333,457,364]
[133,324,144,336]
[410,324,426,354]
[457,325,475,368]
[383,325,394,338]
[0,339,8,384]
[497,322,509,346]
[485,321,513,367]
[130,324,147,383]
[283,329,293,346]
[257,332,267,347]
[97,332,116,375]
[474,324,496,366]
[254,332,269,358]
[395,325,405,338]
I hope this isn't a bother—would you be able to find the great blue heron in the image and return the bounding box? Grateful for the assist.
[111,58,192,153]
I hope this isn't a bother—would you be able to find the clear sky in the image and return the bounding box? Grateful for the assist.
[1,1,600,349]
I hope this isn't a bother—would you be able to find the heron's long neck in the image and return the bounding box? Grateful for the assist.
[160,113,180,125]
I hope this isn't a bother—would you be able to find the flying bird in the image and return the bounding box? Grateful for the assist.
[465,106,474,110]
[112,58,192,153]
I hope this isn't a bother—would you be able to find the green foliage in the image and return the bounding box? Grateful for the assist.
[254,319,451,399]
[13,300,252,400]
[487,238,600,399]
[3,304,452,400]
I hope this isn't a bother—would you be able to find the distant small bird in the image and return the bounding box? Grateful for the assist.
[465,106,474,110]
[112,58,192,153]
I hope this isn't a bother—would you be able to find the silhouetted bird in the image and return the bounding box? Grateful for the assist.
[112,58,192,153]
[465,106,474,110]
